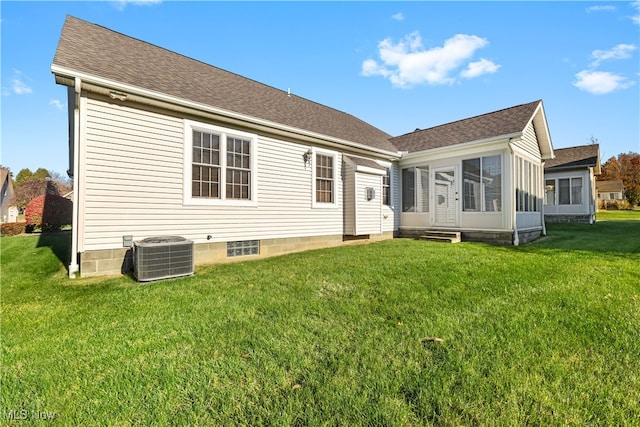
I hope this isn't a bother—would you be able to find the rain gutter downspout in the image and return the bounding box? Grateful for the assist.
[541,161,547,235]
[508,139,519,246]
[69,77,81,278]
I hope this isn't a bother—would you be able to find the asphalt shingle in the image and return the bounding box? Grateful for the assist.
[52,16,397,153]
[389,100,542,153]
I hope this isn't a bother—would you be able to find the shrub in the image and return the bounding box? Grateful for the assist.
[1,222,27,236]
[25,195,73,232]
[599,199,631,211]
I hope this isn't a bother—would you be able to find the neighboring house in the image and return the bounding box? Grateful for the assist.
[51,16,554,278]
[543,144,601,223]
[392,101,554,245]
[596,180,625,206]
[1,167,16,224]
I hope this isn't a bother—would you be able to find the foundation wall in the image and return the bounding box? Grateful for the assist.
[79,232,394,278]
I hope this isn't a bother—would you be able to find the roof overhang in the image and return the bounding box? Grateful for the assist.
[51,65,402,161]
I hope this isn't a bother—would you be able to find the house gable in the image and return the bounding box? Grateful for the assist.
[389,100,552,158]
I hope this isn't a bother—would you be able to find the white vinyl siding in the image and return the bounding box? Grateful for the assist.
[517,122,542,158]
[343,162,356,236]
[80,95,345,251]
[354,173,383,235]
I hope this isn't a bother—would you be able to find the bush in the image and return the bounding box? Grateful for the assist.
[25,194,73,232]
[1,222,27,236]
[598,199,631,211]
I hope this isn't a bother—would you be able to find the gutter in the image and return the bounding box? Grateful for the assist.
[68,77,81,278]
[51,65,401,161]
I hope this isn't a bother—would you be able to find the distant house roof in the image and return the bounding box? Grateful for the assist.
[544,144,601,174]
[52,16,397,154]
[1,168,10,187]
[596,180,624,193]
[389,100,553,158]
[1,167,14,204]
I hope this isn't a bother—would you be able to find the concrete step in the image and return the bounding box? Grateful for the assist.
[419,231,461,243]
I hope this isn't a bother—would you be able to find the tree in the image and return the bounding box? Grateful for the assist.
[14,168,33,186]
[33,168,51,180]
[9,177,60,211]
[598,152,640,207]
[25,194,72,232]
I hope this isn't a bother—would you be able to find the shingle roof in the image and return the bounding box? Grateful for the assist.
[544,144,600,170]
[52,16,397,153]
[596,180,624,192]
[389,100,542,153]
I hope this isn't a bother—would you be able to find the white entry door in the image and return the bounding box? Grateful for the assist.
[433,167,458,226]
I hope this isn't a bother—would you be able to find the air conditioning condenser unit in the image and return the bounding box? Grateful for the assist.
[133,236,194,282]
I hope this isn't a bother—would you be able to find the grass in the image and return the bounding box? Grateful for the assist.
[1,211,639,425]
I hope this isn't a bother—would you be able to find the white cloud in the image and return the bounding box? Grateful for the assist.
[113,0,161,11]
[586,5,617,13]
[591,43,637,66]
[361,31,497,88]
[8,69,33,95]
[392,12,405,21]
[461,58,501,79]
[574,70,635,94]
[49,99,65,111]
[632,0,640,24]
[12,78,32,95]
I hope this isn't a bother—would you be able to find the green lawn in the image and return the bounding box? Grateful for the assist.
[2,212,639,425]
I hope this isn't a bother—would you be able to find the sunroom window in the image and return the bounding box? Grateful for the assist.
[402,166,429,212]
[463,155,502,212]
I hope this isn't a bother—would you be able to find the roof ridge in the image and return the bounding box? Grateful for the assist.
[553,143,599,151]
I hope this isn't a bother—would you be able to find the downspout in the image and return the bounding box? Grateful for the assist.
[589,167,595,224]
[69,77,81,278]
[541,161,547,236]
[508,139,519,246]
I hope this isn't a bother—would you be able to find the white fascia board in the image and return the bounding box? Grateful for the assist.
[529,102,554,160]
[51,65,400,159]
[355,165,387,176]
[398,132,522,162]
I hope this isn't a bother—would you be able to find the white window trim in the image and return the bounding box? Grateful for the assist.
[183,120,258,206]
[312,147,339,209]
[378,160,392,207]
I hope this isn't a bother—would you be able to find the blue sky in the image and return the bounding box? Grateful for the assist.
[2,1,639,177]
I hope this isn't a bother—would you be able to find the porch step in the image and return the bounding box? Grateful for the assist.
[419,231,461,243]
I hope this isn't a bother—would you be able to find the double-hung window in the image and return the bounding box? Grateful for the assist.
[313,149,338,207]
[185,121,257,205]
[382,168,391,206]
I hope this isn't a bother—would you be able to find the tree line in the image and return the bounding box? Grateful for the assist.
[597,152,640,207]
